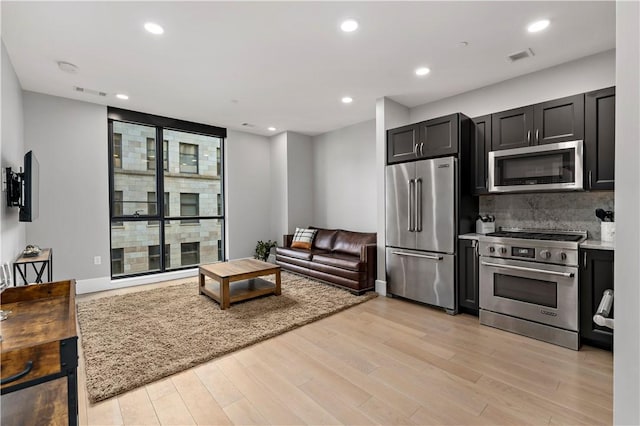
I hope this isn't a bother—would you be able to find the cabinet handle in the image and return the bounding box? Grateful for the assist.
[413,144,418,157]
[536,129,539,144]
[420,142,424,157]
[583,251,587,268]
[527,130,531,144]
[589,170,593,189]
[1,361,33,385]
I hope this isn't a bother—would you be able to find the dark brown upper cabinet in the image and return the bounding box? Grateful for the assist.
[534,94,584,145]
[471,115,491,195]
[387,114,459,164]
[491,94,584,151]
[585,87,615,190]
[491,106,534,150]
[416,113,459,158]
[387,124,419,164]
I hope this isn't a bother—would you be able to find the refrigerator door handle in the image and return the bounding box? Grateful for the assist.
[416,178,422,232]
[407,179,415,232]
[392,251,443,261]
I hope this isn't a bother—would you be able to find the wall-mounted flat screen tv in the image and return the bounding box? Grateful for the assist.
[5,150,39,222]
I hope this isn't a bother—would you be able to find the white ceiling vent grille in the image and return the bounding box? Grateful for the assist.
[73,86,107,97]
[507,48,535,62]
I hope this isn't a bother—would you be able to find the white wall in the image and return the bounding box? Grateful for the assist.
[287,131,314,231]
[23,91,110,284]
[1,41,25,269]
[226,130,272,259]
[375,98,410,291]
[614,1,640,423]
[269,132,288,242]
[312,119,375,232]
[410,49,615,122]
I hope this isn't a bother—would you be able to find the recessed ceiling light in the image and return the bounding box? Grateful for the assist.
[415,67,431,76]
[57,61,79,74]
[527,19,550,33]
[268,127,276,131]
[340,19,359,33]
[341,96,353,104]
[116,94,129,100]
[144,22,164,35]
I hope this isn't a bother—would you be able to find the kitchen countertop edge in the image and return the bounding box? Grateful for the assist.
[580,239,615,251]
[458,233,483,240]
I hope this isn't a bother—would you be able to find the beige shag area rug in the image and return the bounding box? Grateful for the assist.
[77,271,376,403]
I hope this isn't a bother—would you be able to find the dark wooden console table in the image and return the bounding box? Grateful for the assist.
[0,280,78,426]
[13,248,52,285]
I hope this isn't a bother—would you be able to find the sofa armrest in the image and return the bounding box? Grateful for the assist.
[360,243,377,263]
[283,234,294,247]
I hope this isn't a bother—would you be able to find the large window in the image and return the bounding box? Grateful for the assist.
[108,108,226,279]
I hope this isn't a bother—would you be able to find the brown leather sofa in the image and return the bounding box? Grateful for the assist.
[275,227,376,294]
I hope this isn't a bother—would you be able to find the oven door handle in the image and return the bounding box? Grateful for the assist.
[480,261,574,278]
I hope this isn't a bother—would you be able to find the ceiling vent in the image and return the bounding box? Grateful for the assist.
[73,86,107,97]
[507,48,535,62]
[241,122,255,128]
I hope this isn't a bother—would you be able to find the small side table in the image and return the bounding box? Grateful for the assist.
[13,248,53,285]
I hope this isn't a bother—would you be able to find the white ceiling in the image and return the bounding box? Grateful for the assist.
[2,1,615,136]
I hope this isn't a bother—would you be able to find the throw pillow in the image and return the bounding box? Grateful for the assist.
[291,227,317,250]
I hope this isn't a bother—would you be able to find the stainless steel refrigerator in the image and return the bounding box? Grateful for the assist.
[385,156,456,311]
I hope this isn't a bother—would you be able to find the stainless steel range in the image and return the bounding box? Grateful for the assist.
[478,228,587,350]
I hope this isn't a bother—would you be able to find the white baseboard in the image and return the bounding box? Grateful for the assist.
[375,279,387,296]
[76,268,199,294]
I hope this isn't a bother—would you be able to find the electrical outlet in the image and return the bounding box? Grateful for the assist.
[94,256,101,265]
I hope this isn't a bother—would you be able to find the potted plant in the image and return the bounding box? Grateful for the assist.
[254,240,278,262]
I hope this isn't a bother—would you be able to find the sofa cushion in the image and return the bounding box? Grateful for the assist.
[332,230,376,256]
[310,227,339,251]
[276,247,327,261]
[291,228,317,250]
[312,253,364,272]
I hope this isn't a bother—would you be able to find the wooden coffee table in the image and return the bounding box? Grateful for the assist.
[198,259,281,310]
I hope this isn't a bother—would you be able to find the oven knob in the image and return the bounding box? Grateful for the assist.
[560,252,567,261]
[500,247,507,254]
[488,246,495,253]
[540,250,551,259]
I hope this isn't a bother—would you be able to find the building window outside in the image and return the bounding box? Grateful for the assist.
[180,193,199,224]
[147,138,168,171]
[112,248,124,275]
[148,192,170,224]
[113,191,123,226]
[216,147,221,176]
[217,193,222,216]
[113,133,122,169]
[217,240,223,261]
[181,242,200,266]
[180,143,198,174]
[149,244,170,270]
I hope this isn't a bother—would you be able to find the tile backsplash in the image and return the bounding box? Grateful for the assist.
[479,192,615,240]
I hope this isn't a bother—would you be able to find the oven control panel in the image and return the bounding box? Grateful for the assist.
[479,243,578,266]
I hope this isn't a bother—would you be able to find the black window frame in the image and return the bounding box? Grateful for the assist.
[108,107,226,279]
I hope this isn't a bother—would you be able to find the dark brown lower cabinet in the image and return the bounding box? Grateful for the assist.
[458,239,479,315]
[579,248,614,350]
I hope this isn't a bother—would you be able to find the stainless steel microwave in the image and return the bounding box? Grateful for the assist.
[488,140,584,193]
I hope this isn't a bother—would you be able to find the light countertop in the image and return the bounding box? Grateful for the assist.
[580,239,615,251]
[458,233,483,240]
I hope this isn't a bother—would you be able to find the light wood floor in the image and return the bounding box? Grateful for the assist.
[76,279,613,425]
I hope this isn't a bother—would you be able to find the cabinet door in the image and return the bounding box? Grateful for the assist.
[471,115,491,194]
[585,87,615,190]
[534,94,584,145]
[416,114,458,158]
[579,249,613,350]
[387,124,419,164]
[458,239,479,315]
[491,106,534,150]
